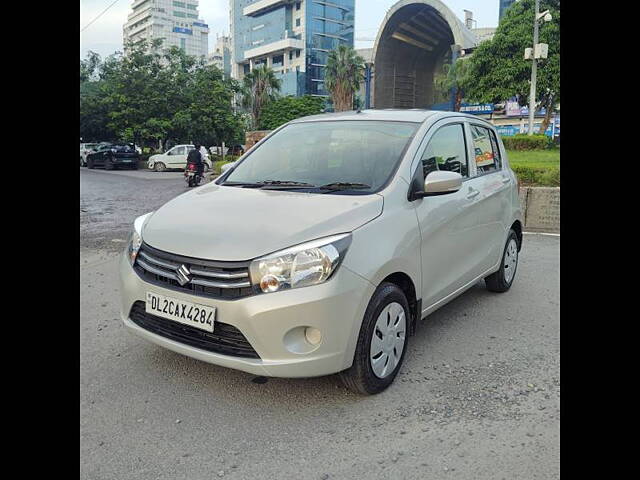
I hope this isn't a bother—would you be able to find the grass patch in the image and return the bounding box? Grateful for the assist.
[212,160,234,175]
[507,148,560,187]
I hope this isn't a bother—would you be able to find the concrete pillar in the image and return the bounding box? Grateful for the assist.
[449,44,461,112]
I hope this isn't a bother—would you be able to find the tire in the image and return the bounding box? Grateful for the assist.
[105,157,114,170]
[485,229,519,293]
[130,163,138,170]
[80,157,84,167]
[204,163,211,173]
[87,158,95,169]
[340,282,410,395]
[154,162,166,172]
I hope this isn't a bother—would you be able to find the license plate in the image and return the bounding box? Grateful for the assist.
[145,292,216,332]
[121,159,132,163]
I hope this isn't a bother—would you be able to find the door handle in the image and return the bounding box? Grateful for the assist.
[466,189,480,199]
[501,176,511,184]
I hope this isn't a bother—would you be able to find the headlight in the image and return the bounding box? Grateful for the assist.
[249,234,352,293]
[127,212,153,265]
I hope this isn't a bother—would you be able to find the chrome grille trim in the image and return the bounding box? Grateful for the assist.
[136,258,179,282]
[133,242,256,300]
[191,278,251,289]
[138,250,180,271]
[189,267,248,280]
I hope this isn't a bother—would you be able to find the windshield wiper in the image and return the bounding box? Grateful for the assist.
[258,180,315,190]
[316,182,372,191]
[221,181,265,188]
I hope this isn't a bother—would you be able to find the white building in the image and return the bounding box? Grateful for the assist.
[207,35,232,77]
[123,0,209,58]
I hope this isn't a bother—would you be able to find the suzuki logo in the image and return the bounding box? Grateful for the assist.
[176,264,191,286]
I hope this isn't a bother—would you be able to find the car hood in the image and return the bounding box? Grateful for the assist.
[141,184,383,261]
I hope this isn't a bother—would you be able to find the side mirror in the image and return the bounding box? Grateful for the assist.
[424,171,462,195]
[410,171,463,200]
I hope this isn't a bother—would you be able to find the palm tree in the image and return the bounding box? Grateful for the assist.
[241,65,281,129]
[324,45,365,112]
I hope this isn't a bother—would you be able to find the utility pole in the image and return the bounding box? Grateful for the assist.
[527,0,540,135]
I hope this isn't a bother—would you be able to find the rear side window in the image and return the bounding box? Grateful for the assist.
[420,124,469,178]
[470,125,502,175]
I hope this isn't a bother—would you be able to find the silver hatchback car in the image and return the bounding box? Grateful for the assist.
[119,110,523,394]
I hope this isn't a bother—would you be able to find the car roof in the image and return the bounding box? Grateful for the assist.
[290,109,494,126]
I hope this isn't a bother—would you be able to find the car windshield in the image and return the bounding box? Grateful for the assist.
[223,120,419,193]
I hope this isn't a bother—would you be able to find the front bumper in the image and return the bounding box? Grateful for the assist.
[119,254,375,378]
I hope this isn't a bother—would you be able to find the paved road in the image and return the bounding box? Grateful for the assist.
[80,170,560,480]
[80,168,215,252]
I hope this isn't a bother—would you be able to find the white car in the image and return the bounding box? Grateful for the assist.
[80,143,100,167]
[120,110,523,394]
[147,145,212,172]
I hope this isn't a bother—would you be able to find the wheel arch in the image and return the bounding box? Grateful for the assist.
[380,272,421,336]
[511,219,523,251]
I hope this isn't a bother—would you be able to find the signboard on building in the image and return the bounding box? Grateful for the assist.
[460,103,494,115]
[173,27,193,35]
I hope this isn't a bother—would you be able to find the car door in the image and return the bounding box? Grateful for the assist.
[464,122,513,276]
[168,146,187,168]
[411,119,483,308]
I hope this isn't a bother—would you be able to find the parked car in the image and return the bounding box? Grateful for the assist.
[86,143,140,170]
[80,143,100,167]
[120,110,523,394]
[147,145,212,172]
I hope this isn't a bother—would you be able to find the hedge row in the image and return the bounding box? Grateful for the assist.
[502,134,553,151]
[512,165,560,187]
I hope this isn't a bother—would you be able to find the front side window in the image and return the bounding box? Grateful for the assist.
[420,124,468,179]
[470,124,502,175]
[173,146,186,156]
[223,121,419,193]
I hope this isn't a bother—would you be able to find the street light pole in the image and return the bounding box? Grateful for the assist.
[527,0,540,135]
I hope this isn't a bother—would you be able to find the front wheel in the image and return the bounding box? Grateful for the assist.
[105,157,114,170]
[154,162,166,172]
[340,283,409,395]
[87,158,95,169]
[484,229,519,292]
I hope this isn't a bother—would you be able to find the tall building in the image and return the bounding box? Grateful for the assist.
[207,35,232,77]
[230,0,355,97]
[123,0,209,58]
[499,0,517,19]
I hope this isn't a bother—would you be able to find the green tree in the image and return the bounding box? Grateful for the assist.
[324,45,365,112]
[433,58,472,111]
[241,66,281,129]
[465,0,560,132]
[259,95,325,130]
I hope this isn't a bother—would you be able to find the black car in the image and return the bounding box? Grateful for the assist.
[86,144,140,170]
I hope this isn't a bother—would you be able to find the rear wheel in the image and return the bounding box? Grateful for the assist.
[154,162,166,172]
[87,158,95,169]
[485,229,519,293]
[340,283,409,395]
[105,157,114,170]
[80,156,84,167]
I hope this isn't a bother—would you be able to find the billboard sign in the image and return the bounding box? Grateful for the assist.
[460,103,494,115]
[173,27,193,35]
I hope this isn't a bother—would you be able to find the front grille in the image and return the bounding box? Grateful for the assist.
[129,301,260,359]
[133,242,256,300]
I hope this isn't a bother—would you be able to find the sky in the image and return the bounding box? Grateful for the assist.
[80,0,499,59]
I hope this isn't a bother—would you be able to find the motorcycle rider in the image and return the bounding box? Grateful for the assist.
[185,143,204,186]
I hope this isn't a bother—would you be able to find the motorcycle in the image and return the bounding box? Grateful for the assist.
[184,162,203,188]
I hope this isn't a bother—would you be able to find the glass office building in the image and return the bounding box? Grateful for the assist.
[230,0,355,97]
[499,0,517,19]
